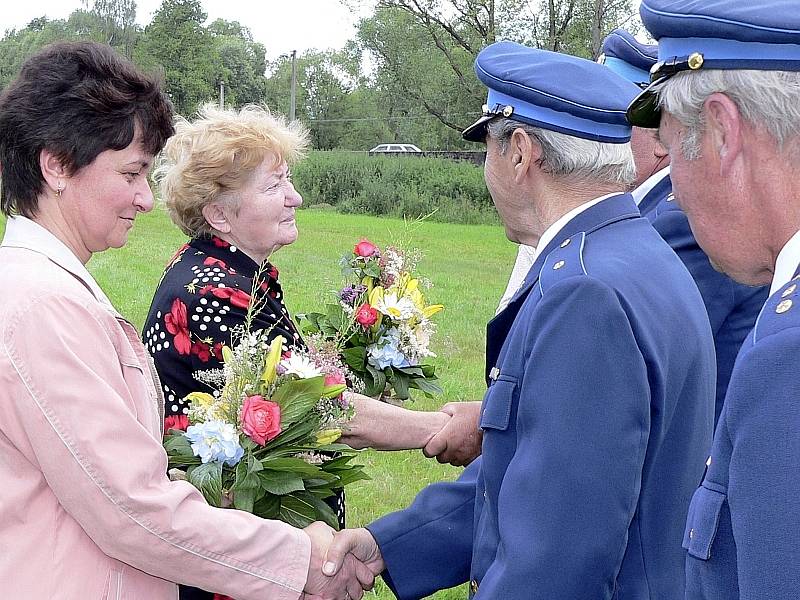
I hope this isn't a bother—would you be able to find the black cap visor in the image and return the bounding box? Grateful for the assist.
[626,78,666,128]
[462,114,495,143]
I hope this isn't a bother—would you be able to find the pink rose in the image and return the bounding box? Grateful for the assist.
[324,372,346,387]
[354,239,379,258]
[355,303,378,327]
[241,395,282,446]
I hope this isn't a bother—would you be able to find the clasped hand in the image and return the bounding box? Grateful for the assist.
[302,522,384,600]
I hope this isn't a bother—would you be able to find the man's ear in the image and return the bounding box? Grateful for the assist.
[509,127,541,183]
[202,201,232,235]
[39,148,66,194]
[704,92,744,175]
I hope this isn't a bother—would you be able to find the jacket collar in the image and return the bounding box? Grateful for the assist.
[635,171,672,217]
[1,216,119,316]
[503,192,641,308]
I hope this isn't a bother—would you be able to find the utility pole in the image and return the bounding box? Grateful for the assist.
[219,80,225,109]
[289,50,297,121]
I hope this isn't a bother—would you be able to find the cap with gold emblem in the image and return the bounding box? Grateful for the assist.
[462,41,641,144]
[628,0,800,128]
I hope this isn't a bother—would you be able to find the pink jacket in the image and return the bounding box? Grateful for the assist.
[0,217,310,599]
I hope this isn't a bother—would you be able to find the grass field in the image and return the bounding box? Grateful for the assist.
[1,207,517,599]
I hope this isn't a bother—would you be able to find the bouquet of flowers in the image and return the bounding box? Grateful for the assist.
[299,238,443,402]
[163,289,367,529]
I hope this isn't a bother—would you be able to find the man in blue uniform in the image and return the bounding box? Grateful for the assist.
[324,42,715,599]
[627,1,800,597]
[602,28,769,425]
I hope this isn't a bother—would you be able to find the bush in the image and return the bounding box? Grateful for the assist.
[292,151,497,225]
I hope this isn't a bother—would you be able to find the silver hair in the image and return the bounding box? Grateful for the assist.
[656,69,800,160]
[486,118,637,186]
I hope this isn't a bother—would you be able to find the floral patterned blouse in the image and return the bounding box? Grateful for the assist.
[144,235,303,427]
[144,236,344,600]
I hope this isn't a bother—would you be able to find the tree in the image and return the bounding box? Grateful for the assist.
[82,0,138,57]
[134,0,217,117]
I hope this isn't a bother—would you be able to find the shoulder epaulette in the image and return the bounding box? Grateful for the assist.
[753,275,800,343]
[538,232,588,295]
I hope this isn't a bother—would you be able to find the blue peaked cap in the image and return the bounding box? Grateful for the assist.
[599,29,658,87]
[462,41,640,144]
[628,0,800,127]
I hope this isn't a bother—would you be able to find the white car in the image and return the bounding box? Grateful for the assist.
[369,143,422,153]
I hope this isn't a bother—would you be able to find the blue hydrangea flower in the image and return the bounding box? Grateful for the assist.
[185,421,244,466]
[367,331,411,369]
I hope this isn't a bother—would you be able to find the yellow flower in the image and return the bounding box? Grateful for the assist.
[361,275,374,294]
[316,428,342,446]
[423,304,444,318]
[221,345,234,365]
[261,335,285,386]
[368,285,384,308]
[186,392,216,409]
[409,288,425,310]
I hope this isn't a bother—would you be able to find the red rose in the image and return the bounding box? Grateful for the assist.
[164,414,189,432]
[241,395,282,446]
[354,239,379,258]
[164,298,191,355]
[355,303,378,327]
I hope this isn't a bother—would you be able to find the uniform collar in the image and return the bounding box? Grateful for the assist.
[530,192,621,266]
[1,216,119,315]
[631,166,671,208]
[770,228,800,296]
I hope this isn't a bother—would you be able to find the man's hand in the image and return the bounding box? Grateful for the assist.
[323,527,385,581]
[303,522,375,600]
[422,401,483,466]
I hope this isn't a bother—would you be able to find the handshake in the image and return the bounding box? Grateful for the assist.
[302,523,385,600]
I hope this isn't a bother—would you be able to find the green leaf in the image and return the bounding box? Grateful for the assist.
[341,345,367,371]
[279,493,318,528]
[363,364,387,397]
[187,461,223,507]
[272,376,325,428]
[261,418,318,451]
[252,493,281,520]
[409,377,443,396]
[306,492,340,529]
[232,487,256,512]
[261,457,323,475]
[331,467,371,487]
[391,370,411,400]
[259,470,306,495]
[163,433,193,458]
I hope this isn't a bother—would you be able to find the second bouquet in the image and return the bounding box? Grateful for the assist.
[299,238,443,402]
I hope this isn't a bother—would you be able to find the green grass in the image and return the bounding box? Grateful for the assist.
[1,207,517,599]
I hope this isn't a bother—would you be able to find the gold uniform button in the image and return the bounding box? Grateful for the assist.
[783,284,797,297]
[560,238,571,248]
[502,105,514,117]
[470,580,479,594]
[553,260,565,270]
[776,299,793,314]
[688,52,705,70]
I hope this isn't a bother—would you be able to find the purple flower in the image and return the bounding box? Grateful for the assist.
[339,284,367,305]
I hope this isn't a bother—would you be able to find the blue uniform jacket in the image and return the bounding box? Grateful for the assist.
[684,274,800,600]
[369,194,716,599]
[638,174,768,423]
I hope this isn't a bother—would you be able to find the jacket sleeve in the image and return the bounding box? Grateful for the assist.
[725,329,800,598]
[479,278,651,599]
[367,459,479,600]
[1,292,310,600]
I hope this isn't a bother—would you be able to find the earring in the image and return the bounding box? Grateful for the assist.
[56,181,64,198]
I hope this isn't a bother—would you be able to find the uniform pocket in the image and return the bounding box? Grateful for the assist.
[479,375,517,431]
[682,484,726,560]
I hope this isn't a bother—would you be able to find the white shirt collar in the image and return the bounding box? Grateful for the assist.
[631,166,671,206]
[770,228,800,296]
[530,192,621,265]
[1,216,118,314]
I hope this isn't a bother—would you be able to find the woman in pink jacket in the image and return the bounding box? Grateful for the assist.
[0,41,372,600]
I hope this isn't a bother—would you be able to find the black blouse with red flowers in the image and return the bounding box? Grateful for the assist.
[143,235,304,425]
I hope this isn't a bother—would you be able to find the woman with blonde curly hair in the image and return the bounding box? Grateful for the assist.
[144,104,451,600]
